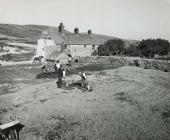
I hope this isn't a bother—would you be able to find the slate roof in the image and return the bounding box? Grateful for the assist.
[46,28,115,45]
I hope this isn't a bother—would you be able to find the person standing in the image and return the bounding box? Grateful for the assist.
[68,55,72,66]
[54,60,61,73]
[56,65,66,88]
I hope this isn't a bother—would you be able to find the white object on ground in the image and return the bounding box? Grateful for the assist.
[0,120,20,130]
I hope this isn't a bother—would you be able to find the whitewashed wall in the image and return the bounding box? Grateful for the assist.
[69,45,98,57]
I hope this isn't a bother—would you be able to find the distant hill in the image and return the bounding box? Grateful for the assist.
[0,24,58,43]
[0,23,138,46]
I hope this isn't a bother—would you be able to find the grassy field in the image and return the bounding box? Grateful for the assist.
[0,64,170,140]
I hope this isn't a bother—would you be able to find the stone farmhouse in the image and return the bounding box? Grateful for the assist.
[45,23,114,58]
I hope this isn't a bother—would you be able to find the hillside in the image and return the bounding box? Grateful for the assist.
[0,23,137,46]
[0,24,59,43]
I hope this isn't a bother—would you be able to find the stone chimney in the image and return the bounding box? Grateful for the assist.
[58,22,64,34]
[74,28,79,35]
[88,29,92,34]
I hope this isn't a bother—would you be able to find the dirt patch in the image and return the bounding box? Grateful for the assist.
[23,115,80,140]
[39,99,48,103]
[36,72,57,79]
[0,108,9,114]
[114,92,141,109]
[162,104,170,120]
[98,71,108,76]
[161,104,170,135]
[14,101,32,108]
[69,82,82,89]
[150,105,160,113]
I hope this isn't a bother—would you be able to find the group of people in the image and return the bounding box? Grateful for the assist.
[54,60,88,90]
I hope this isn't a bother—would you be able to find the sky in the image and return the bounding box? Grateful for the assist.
[0,0,170,41]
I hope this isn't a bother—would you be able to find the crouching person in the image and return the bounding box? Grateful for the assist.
[78,72,92,91]
[78,72,88,89]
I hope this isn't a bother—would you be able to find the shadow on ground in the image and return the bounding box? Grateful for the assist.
[36,72,58,79]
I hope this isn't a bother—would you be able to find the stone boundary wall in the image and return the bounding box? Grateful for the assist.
[79,56,170,72]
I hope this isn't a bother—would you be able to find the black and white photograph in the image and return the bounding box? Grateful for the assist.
[0,0,170,139]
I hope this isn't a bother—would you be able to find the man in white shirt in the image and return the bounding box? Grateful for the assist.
[54,60,61,73]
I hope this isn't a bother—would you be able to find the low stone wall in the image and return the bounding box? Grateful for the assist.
[79,56,170,72]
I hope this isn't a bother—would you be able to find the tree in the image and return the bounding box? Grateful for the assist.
[124,44,140,57]
[155,38,170,56]
[98,44,106,56]
[98,39,125,56]
[137,39,170,58]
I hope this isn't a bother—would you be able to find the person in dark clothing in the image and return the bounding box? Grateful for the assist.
[56,60,61,69]
[57,68,63,88]
[56,65,66,88]
[54,60,61,73]
[68,55,72,66]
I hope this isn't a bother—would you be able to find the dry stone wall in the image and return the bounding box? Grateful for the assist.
[79,56,170,72]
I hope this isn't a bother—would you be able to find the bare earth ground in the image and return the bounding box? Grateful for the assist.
[0,65,170,140]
